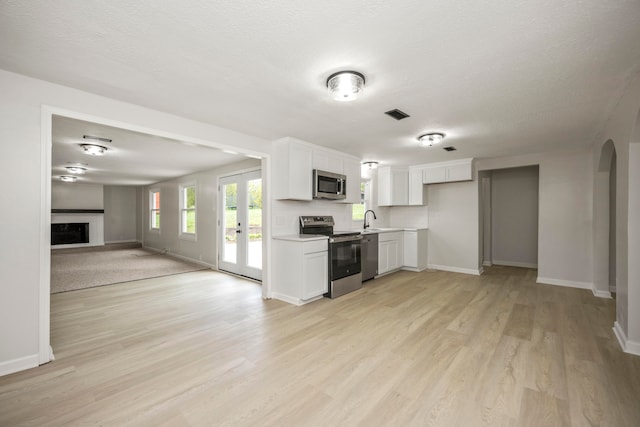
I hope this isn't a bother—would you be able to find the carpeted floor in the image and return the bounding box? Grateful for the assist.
[51,243,208,293]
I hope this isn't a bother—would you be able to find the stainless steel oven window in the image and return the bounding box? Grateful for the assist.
[330,239,362,280]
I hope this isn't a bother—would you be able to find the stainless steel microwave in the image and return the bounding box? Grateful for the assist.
[313,169,347,200]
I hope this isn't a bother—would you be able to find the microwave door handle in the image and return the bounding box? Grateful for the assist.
[339,178,345,195]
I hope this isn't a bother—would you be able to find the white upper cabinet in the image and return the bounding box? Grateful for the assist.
[408,167,426,205]
[313,149,344,175]
[273,138,313,200]
[273,137,361,202]
[378,167,409,206]
[422,158,474,184]
[342,157,362,204]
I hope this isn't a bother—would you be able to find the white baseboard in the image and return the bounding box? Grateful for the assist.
[0,353,39,377]
[427,264,482,276]
[271,292,323,306]
[591,288,612,299]
[492,260,538,269]
[478,266,484,275]
[536,277,592,290]
[613,321,640,356]
[104,239,138,244]
[143,245,214,269]
[401,266,428,273]
[482,261,492,267]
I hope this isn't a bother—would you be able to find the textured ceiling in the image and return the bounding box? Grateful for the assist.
[2,0,640,167]
[52,116,247,186]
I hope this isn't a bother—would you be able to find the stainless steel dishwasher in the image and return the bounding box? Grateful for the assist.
[361,232,378,282]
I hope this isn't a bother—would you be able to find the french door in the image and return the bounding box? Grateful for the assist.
[218,170,262,281]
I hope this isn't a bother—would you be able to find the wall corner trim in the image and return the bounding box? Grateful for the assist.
[0,353,39,377]
[536,277,592,290]
[613,321,640,356]
[427,264,482,276]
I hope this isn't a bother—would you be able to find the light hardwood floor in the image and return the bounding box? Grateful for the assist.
[1,267,639,426]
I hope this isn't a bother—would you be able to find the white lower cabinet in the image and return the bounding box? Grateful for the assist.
[302,250,329,300]
[378,231,403,275]
[403,229,428,271]
[272,238,328,304]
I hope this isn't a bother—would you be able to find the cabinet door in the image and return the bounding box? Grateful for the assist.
[313,149,343,174]
[408,168,425,205]
[378,241,390,274]
[302,251,328,299]
[423,166,446,184]
[403,231,418,268]
[446,163,472,182]
[391,169,409,205]
[343,158,362,204]
[377,167,392,206]
[388,239,402,270]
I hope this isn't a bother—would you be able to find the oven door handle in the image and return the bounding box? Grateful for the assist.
[329,235,363,243]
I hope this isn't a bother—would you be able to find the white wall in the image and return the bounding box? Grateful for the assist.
[103,186,138,243]
[490,166,539,268]
[51,182,104,209]
[426,180,480,274]
[389,206,429,229]
[596,70,640,353]
[0,69,270,376]
[143,159,260,267]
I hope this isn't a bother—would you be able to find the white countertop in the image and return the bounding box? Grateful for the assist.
[273,234,329,242]
[358,227,427,234]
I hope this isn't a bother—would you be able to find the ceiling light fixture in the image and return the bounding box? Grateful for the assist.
[362,161,379,169]
[81,144,108,155]
[59,175,77,183]
[326,71,365,102]
[417,132,445,147]
[65,166,87,174]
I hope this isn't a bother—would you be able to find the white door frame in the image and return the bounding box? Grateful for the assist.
[218,169,263,280]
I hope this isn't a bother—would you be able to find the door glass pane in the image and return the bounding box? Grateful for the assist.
[247,178,262,270]
[223,183,237,263]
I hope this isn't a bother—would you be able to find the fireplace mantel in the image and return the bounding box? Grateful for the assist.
[51,209,105,214]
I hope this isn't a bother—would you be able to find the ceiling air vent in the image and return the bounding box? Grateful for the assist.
[384,109,410,120]
[443,146,456,151]
[83,135,112,143]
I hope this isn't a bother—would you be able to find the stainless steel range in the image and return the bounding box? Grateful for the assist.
[299,216,362,298]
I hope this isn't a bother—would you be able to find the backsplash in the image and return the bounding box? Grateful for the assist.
[389,205,429,229]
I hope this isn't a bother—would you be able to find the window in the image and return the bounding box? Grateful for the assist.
[150,190,160,230]
[352,181,368,221]
[180,184,196,235]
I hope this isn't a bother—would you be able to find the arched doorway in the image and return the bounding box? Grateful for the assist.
[594,139,617,297]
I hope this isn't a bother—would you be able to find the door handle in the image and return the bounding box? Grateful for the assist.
[236,229,242,234]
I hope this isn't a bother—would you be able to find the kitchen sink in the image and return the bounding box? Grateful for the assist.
[361,227,396,233]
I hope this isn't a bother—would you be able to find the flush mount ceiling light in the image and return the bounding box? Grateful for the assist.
[326,71,365,102]
[81,144,108,156]
[362,161,379,169]
[65,166,87,174]
[59,175,77,183]
[417,132,445,147]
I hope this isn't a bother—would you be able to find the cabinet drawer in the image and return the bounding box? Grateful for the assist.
[378,231,403,242]
[303,239,328,254]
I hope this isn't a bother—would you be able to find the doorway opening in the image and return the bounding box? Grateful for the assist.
[41,107,270,365]
[480,165,540,270]
[598,139,617,295]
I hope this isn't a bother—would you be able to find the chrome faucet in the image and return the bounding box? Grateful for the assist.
[363,209,377,229]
